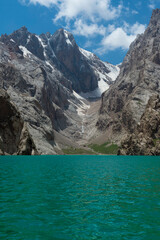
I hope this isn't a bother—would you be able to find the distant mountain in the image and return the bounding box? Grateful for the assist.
[1,27,119,95]
[97,8,160,143]
[0,27,119,154]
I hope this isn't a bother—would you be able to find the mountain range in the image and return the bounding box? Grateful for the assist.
[0,8,160,155]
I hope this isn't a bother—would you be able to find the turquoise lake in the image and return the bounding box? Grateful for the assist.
[0,155,160,240]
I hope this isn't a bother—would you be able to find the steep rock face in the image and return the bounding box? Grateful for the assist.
[1,27,118,94]
[0,89,37,155]
[51,29,98,93]
[0,45,66,154]
[97,9,160,140]
[119,95,160,155]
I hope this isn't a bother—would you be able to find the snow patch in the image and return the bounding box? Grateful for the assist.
[36,35,46,48]
[78,52,120,98]
[47,38,56,58]
[78,47,120,98]
[73,91,85,100]
[36,35,47,58]
[76,100,90,117]
[19,46,32,58]
[64,30,72,46]
[79,70,110,98]
[79,47,94,59]
[104,62,120,81]
[45,61,54,71]
[80,81,109,99]
[10,39,15,43]
[36,35,56,59]
[71,91,90,116]
[27,35,31,44]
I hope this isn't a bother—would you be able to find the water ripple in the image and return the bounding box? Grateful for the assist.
[0,155,160,239]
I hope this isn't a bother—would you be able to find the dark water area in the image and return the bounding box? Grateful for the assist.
[0,155,160,239]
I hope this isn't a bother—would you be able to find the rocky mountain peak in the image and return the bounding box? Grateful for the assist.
[149,8,160,26]
[8,26,29,45]
[17,26,28,33]
[1,26,45,61]
[46,32,51,38]
[52,28,76,48]
[0,26,119,95]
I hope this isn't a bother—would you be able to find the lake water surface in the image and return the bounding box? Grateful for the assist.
[0,155,160,239]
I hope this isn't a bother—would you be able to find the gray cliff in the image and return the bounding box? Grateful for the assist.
[0,89,37,155]
[119,95,160,155]
[97,9,160,142]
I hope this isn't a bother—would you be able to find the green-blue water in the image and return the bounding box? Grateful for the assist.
[0,156,160,240]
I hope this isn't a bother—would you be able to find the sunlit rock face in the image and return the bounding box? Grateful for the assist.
[97,9,160,142]
[119,95,160,155]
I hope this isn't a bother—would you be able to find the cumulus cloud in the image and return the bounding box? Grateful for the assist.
[129,22,146,35]
[55,0,121,22]
[72,19,106,37]
[19,0,147,55]
[102,28,135,50]
[21,0,122,22]
[148,0,160,9]
[132,10,138,15]
[96,22,146,54]
[22,0,57,7]
[148,3,155,9]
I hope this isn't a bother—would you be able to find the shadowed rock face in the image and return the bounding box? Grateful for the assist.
[97,9,160,141]
[0,89,37,155]
[50,29,98,93]
[119,95,160,155]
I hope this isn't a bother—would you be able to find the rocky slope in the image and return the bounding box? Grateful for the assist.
[119,95,160,155]
[0,27,119,154]
[97,9,160,142]
[0,89,37,155]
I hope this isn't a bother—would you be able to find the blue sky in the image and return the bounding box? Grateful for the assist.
[0,0,159,64]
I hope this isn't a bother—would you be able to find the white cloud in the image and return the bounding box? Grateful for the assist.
[148,3,155,9]
[148,0,160,9]
[129,22,146,35]
[21,0,123,41]
[123,21,146,35]
[102,28,135,50]
[55,0,122,22]
[96,22,146,53]
[22,0,122,22]
[20,0,147,56]
[107,24,116,33]
[72,19,106,37]
[132,10,138,15]
[24,0,58,7]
